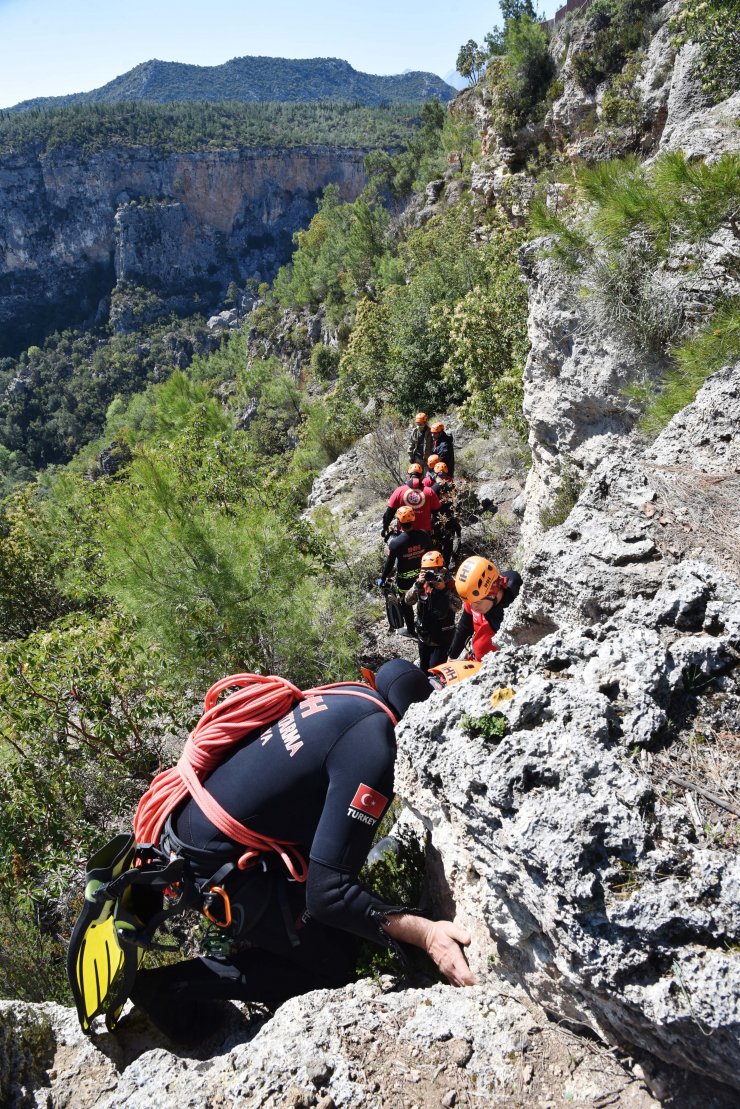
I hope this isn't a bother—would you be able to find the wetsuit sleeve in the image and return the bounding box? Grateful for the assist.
[485,570,522,634]
[381,539,398,581]
[449,606,473,658]
[382,504,396,531]
[306,711,403,944]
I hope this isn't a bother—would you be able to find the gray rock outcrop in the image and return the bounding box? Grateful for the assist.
[395,363,740,1091]
[0,145,367,355]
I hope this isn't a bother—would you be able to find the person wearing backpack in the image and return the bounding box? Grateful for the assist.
[126,659,474,1044]
[430,422,454,478]
[404,551,461,671]
[378,506,431,637]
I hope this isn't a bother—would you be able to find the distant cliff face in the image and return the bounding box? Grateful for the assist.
[0,144,367,354]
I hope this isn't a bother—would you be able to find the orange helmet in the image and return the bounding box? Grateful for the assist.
[433,461,449,475]
[430,422,444,434]
[396,506,416,525]
[407,463,423,475]
[421,550,445,569]
[427,454,440,469]
[455,556,500,601]
[415,412,428,424]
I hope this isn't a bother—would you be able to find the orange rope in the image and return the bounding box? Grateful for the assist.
[133,674,397,882]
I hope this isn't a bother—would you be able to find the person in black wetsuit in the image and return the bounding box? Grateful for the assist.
[378,506,431,637]
[429,422,454,478]
[131,659,474,1044]
[404,551,461,671]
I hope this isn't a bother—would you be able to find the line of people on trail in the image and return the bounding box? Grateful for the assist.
[65,411,523,1052]
[378,412,521,673]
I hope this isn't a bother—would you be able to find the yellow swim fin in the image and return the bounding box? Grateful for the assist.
[67,833,141,1033]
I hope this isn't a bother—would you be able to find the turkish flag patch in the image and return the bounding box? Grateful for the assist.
[350,784,388,817]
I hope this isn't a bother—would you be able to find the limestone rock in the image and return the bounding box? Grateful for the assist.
[0,145,367,355]
[659,44,740,157]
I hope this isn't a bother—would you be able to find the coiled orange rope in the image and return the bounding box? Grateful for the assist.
[133,673,397,882]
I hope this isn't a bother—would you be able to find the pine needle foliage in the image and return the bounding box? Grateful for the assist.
[530,151,740,353]
[632,298,740,437]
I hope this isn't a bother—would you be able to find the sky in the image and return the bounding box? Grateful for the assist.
[0,0,560,110]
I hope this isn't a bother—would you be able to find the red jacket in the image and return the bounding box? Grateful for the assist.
[467,602,496,660]
[385,481,440,533]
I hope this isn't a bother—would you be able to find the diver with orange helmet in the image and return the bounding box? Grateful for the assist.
[378,506,432,637]
[448,555,521,661]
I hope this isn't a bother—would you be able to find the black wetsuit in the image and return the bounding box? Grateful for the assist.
[133,684,406,1039]
[380,528,431,633]
[432,431,454,477]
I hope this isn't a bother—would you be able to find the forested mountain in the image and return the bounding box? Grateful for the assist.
[6,56,455,112]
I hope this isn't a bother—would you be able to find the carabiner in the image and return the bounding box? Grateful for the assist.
[202,885,232,928]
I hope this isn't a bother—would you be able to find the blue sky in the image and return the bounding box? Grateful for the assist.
[0,0,560,109]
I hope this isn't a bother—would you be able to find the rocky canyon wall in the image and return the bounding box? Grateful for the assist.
[0,144,367,354]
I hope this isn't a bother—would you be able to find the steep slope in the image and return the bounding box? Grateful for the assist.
[1,11,738,1109]
[7,56,455,112]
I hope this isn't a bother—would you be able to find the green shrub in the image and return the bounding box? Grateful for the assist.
[539,461,585,529]
[486,16,556,140]
[571,0,659,92]
[600,57,645,139]
[530,151,740,354]
[310,343,341,382]
[356,827,428,979]
[670,0,740,103]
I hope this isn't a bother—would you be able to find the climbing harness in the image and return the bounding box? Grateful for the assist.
[67,670,397,1033]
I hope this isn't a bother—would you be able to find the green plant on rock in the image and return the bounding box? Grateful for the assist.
[356,827,428,979]
[530,151,740,356]
[571,0,659,93]
[461,712,508,742]
[486,16,556,141]
[632,298,740,437]
[670,0,740,104]
[539,460,585,530]
[599,57,646,141]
